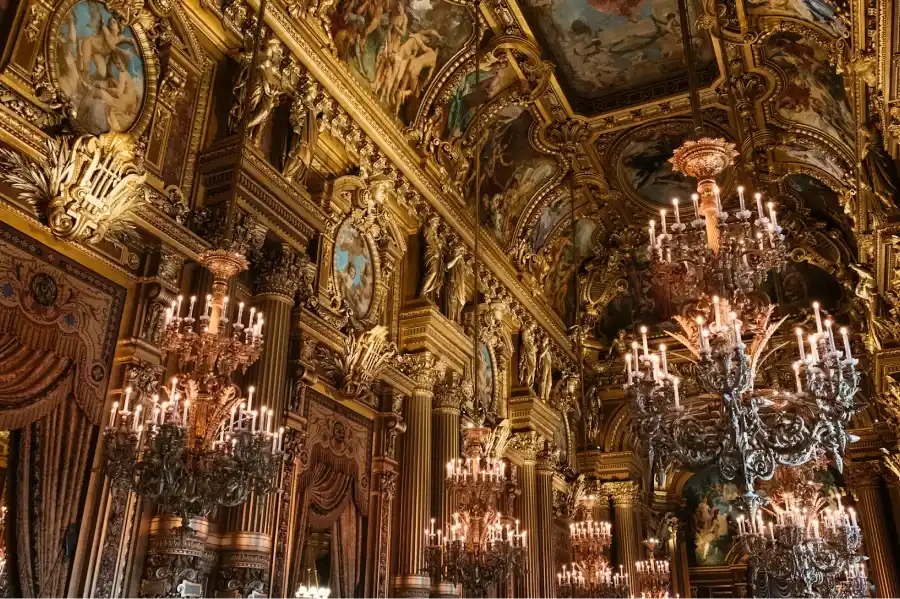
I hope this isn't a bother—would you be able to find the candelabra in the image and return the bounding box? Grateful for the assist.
[635,538,671,598]
[424,426,526,596]
[625,300,861,494]
[295,568,330,599]
[734,466,869,598]
[104,381,284,528]
[648,186,786,317]
[558,497,628,599]
[557,562,629,598]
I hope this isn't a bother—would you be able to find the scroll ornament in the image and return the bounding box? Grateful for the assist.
[0,133,147,244]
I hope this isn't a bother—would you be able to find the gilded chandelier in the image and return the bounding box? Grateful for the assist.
[649,184,787,313]
[635,537,671,599]
[625,300,861,494]
[735,466,869,598]
[557,500,628,599]
[103,294,282,528]
[424,426,527,596]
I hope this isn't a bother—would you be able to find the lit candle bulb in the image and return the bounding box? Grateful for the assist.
[205,294,212,317]
[825,319,837,353]
[122,386,132,413]
[767,202,778,229]
[808,333,819,365]
[237,301,245,325]
[188,295,196,318]
[649,220,656,249]
[673,198,681,224]
[737,186,746,212]
[176,294,183,316]
[796,327,806,361]
[641,326,649,357]
[110,401,119,427]
[183,400,189,424]
[840,327,852,360]
[659,344,668,375]
[673,376,680,409]
[813,301,823,333]
[133,404,142,431]
[692,193,700,218]
[248,385,256,412]
[660,209,667,234]
[755,192,764,219]
[793,362,803,394]
[756,231,764,250]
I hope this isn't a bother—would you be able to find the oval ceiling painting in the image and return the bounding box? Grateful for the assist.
[617,121,696,206]
[333,220,375,319]
[54,0,146,135]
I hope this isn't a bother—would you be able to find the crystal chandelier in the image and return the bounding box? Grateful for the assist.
[557,499,628,599]
[635,538,671,598]
[625,301,862,494]
[295,568,331,599]
[424,426,527,596]
[734,466,869,598]
[104,294,282,528]
[648,183,787,313]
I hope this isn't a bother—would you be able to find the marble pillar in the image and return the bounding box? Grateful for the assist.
[848,461,900,599]
[605,481,642,597]
[394,354,443,598]
[536,445,556,599]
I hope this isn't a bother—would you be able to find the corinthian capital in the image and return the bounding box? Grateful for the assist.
[602,481,640,507]
[433,371,471,414]
[847,460,883,488]
[509,430,544,463]
[256,243,310,298]
[397,351,445,392]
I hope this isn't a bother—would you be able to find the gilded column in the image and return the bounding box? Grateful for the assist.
[604,481,642,597]
[430,372,465,597]
[221,244,303,596]
[394,353,443,598]
[848,461,900,598]
[510,432,542,597]
[536,443,557,598]
[883,456,900,540]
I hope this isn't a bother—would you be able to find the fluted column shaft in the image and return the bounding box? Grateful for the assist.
[606,482,641,597]
[519,461,540,598]
[431,403,460,535]
[885,470,900,540]
[394,379,436,597]
[536,457,556,598]
[849,462,900,598]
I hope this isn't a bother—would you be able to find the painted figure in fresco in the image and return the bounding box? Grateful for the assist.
[56,1,144,135]
[587,0,647,20]
[336,261,359,315]
[519,321,538,389]
[445,244,468,323]
[692,494,729,563]
[538,336,553,402]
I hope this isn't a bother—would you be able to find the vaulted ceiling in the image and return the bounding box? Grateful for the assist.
[328,0,859,327]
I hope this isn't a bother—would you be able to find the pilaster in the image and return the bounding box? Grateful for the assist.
[509,431,543,598]
[536,443,557,598]
[848,461,900,598]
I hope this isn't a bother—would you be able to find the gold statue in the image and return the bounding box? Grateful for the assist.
[445,243,468,323]
[518,321,538,389]
[859,122,899,215]
[230,36,295,144]
[419,216,445,301]
[538,336,553,403]
[282,94,319,184]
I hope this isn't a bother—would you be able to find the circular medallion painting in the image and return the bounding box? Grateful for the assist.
[54,0,146,135]
[333,221,374,319]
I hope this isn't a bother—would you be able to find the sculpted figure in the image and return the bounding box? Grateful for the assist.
[282,95,319,184]
[859,123,900,214]
[230,36,286,143]
[445,244,468,323]
[518,321,537,389]
[419,216,445,301]
[538,336,553,402]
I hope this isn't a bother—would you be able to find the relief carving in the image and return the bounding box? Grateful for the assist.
[319,325,398,399]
